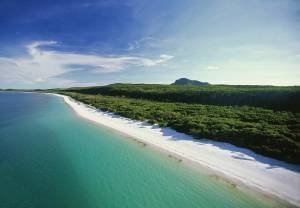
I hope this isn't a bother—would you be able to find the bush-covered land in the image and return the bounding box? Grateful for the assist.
[59,91,300,164]
[65,84,300,112]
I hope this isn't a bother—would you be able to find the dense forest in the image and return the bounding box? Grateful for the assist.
[57,86,300,164]
[64,84,300,112]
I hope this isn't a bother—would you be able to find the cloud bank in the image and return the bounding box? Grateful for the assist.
[0,41,173,87]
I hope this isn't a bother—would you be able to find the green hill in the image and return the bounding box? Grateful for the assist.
[63,83,300,112]
[172,78,210,86]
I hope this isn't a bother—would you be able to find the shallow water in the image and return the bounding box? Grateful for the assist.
[0,92,279,207]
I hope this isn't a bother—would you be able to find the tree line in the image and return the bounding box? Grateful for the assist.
[65,84,300,112]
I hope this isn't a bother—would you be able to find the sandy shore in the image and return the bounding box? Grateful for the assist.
[54,94,300,207]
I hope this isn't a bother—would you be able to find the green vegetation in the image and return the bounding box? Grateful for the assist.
[58,91,300,164]
[65,83,300,112]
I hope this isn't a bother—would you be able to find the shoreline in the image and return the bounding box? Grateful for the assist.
[53,93,300,207]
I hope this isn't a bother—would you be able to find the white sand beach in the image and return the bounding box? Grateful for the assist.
[55,94,300,207]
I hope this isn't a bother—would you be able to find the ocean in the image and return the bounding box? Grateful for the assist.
[0,92,278,207]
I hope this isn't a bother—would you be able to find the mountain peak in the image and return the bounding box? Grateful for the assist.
[172,78,210,86]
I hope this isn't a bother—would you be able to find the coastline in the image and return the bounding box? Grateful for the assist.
[54,93,300,207]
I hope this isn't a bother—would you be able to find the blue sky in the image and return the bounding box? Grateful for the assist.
[0,0,299,88]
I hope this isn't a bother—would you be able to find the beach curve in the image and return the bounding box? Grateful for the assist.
[54,93,300,207]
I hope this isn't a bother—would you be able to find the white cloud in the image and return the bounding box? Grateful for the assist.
[127,37,175,51]
[128,37,156,51]
[206,65,220,70]
[142,54,174,66]
[0,41,174,86]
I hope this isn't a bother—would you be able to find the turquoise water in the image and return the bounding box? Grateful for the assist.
[0,92,278,207]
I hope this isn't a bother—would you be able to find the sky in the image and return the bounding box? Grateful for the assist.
[0,0,299,89]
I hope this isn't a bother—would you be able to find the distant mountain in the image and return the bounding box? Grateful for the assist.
[172,78,210,86]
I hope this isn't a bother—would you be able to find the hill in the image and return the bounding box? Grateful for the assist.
[172,78,210,86]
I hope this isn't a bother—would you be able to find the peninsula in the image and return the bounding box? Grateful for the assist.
[46,79,300,206]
